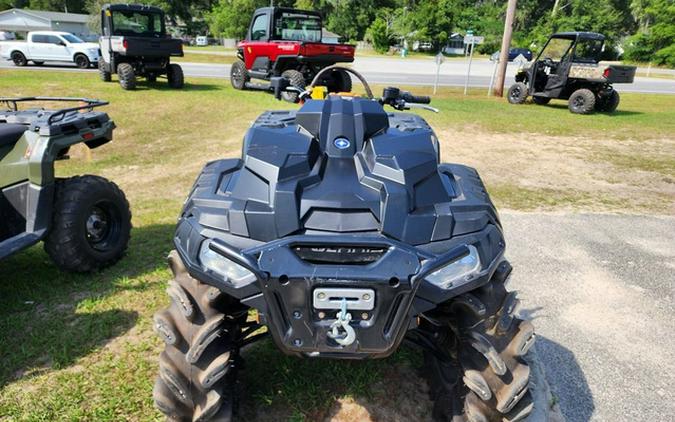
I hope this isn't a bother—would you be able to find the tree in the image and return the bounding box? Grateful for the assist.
[366,16,393,53]
[623,0,675,65]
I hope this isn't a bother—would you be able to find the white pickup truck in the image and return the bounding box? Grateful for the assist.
[0,31,99,68]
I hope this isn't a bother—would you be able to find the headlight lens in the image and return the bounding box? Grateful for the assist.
[426,245,481,289]
[199,240,256,287]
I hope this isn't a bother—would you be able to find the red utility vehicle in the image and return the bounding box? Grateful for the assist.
[231,7,356,102]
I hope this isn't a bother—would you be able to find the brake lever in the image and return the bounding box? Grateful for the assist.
[405,102,439,113]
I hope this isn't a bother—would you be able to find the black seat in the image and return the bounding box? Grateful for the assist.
[0,123,27,148]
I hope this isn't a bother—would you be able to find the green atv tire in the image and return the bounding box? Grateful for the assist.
[44,175,132,273]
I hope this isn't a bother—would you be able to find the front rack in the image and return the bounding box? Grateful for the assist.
[0,97,109,124]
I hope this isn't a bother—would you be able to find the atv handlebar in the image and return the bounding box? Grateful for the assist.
[400,92,431,105]
[0,97,109,123]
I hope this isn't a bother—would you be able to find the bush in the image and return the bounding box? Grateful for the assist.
[366,17,392,54]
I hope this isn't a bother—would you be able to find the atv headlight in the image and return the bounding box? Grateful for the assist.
[199,240,256,286]
[425,245,481,289]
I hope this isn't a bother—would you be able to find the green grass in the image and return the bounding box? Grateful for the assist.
[0,69,673,420]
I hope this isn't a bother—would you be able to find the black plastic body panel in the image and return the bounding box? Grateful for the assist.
[174,97,505,358]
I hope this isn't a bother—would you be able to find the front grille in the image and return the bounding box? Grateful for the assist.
[292,245,387,265]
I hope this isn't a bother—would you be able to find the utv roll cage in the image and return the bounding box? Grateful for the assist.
[101,3,167,37]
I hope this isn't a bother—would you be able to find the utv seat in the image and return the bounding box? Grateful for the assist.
[0,123,27,148]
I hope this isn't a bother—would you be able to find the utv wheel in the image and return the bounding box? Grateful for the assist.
[153,251,247,421]
[326,69,353,93]
[507,82,528,104]
[420,262,535,422]
[117,63,137,90]
[11,51,27,66]
[532,96,550,105]
[99,60,111,82]
[167,64,184,89]
[281,69,306,103]
[568,88,596,114]
[230,60,249,90]
[597,89,620,113]
[74,54,90,69]
[44,175,132,273]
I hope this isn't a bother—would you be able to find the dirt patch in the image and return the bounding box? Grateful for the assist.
[438,128,675,214]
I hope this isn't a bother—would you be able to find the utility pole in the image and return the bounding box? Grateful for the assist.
[493,0,517,97]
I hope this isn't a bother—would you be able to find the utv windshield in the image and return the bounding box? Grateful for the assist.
[274,12,322,42]
[111,10,164,37]
[573,38,604,63]
[539,37,574,62]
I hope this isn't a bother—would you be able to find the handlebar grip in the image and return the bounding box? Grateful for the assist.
[402,93,431,104]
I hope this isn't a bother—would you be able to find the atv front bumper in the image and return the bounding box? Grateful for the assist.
[175,222,505,358]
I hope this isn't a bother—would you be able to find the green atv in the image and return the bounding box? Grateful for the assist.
[0,97,131,272]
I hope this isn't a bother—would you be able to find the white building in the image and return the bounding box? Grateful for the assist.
[322,28,341,44]
[0,9,95,40]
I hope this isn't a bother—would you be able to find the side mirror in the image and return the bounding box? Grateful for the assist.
[270,76,290,100]
[58,41,66,46]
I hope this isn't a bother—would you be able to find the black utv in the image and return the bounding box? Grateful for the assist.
[98,3,184,90]
[507,32,636,114]
[152,68,538,422]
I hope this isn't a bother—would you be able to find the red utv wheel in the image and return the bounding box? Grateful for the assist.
[230,60,249,90]
[281,69,305,103]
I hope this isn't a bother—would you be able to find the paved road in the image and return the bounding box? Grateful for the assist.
[2,57,674,94]
[503,212,675,422]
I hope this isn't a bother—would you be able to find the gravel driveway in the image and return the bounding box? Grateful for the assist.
[503,212,675,422]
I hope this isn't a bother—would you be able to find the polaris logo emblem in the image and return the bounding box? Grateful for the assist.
[334,138,350,149]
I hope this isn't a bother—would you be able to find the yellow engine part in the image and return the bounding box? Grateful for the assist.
[310,86,328,100]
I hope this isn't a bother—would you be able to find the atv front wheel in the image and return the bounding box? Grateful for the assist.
[11,51,27,66]
[596,89,620,113]
[281,69,306,103]
[420,262,536,422]
[230,60,249,90]
[167,64,184,89]
[507,83,528,104]
[153,251,247,421]
[568,88,596,114]
[44,175,132,272]
[99,60,111,82]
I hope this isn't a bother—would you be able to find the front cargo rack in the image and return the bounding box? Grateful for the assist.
[0,97,109,123]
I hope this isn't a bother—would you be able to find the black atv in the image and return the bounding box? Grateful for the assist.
[0,98,131,272]
[152,67,536,421]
